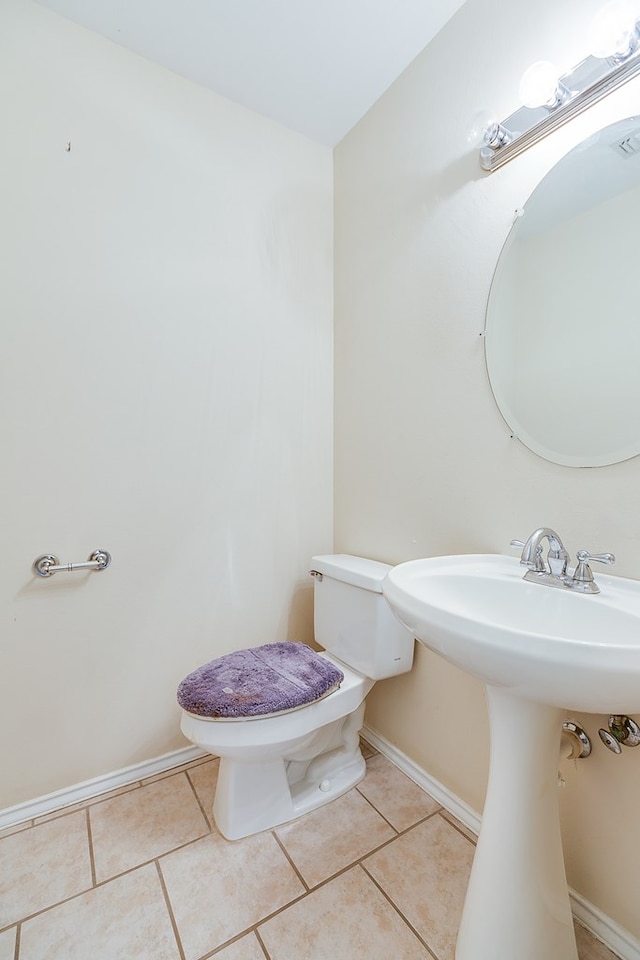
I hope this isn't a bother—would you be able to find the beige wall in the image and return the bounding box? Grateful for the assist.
[0,0,333,808]
[335,0,640,941]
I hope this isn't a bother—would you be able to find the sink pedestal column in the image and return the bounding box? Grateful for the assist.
[455,686,578,960]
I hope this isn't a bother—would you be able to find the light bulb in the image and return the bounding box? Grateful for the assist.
[467,110,511,149]
[589,0,640,59]
[519,61,565,109]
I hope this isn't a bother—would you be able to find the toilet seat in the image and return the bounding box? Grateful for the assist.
[180,655,373,749]
[183,681,341,721]
[177,641,344,720]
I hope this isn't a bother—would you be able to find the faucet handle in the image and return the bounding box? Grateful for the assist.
[576,549,615,567]
[509,538,545,571]
[572,549,615,588]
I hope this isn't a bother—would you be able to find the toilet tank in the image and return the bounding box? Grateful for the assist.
[310,554,414,680]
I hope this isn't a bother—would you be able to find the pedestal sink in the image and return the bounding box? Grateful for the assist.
[382,554,640,960]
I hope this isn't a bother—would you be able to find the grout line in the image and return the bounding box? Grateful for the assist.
[202,936,246,958]
[354,785,400,833]
[270,811,439,902]
[254,927,271,959]
[269,819,427,899]
[154,860,186,960]
[1,872,97,932]
[271,830,379,895]
[199,894,311,959]
[333,809,442,875]
[85,808,97,888]
[271,831,310,893]
[437,809,477,846]
[359,862,440,960]
[185,766,214,832]
[202,928,272,959]
[13,923,20,960]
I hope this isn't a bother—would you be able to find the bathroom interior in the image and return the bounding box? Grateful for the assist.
[2,0,640,957]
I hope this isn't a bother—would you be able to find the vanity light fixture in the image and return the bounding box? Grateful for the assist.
[477,0,640,171]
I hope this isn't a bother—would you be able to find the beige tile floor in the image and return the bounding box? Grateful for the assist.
[0,745,620,960]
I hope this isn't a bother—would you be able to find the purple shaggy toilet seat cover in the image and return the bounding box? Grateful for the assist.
[177,642,344,719]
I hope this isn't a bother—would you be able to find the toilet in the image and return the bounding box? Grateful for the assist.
[178,554,414,840]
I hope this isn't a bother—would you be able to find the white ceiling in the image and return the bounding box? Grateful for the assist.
[34,0,467,145]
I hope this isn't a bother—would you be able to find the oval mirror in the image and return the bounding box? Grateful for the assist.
[485,115,640,467]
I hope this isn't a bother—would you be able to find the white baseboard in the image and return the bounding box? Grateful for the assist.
[570,889,640,960]
[362,723,640,960]
[0,745,206,830]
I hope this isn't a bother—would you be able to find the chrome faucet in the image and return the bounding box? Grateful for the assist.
[511,527,615,594]
[514,527,569,577]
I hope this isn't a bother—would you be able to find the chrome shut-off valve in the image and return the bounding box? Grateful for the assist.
[598,715,640,753]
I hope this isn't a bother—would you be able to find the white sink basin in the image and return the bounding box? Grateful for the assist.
[383,553,640,713]
[382,552,640,960]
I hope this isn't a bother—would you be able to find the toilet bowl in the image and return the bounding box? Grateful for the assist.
[178,555,414,840]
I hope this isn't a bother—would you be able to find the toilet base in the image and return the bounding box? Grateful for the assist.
[213,704,366,840]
